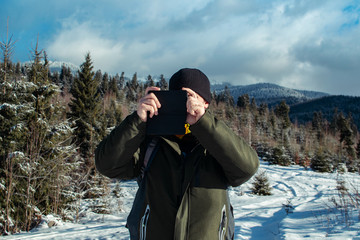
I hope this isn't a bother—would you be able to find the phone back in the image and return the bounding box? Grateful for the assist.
[146,90,187,135]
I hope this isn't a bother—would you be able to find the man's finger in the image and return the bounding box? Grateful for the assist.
[143,98,160,115]
[148,92,161,109]
[182,87,197,97]
[145,86,161,95]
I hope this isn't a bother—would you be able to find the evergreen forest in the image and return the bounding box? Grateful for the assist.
[1,36,360,235]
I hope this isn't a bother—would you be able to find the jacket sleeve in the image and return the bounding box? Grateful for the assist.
[190,110,259,187]
[95,111,147,179]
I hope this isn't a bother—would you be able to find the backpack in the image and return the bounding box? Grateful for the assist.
[128,137,160,239]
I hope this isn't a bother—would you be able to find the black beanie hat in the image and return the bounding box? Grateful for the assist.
[169,68,212,103]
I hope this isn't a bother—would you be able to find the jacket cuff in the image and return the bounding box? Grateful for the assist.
[125,111,147,135]
[189,110,212,134]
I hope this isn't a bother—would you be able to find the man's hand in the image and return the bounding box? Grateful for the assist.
[137,87,161,122]
[182,87,209,125]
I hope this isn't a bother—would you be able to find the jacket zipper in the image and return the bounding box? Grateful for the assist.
[219,205,227,240]
[179,143,201,205]
[140,205,150,240]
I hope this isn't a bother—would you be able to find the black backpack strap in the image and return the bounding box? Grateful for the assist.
[143,137,160,169]
[137,137,160,185]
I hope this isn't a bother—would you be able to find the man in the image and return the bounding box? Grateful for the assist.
[95,68,259,240]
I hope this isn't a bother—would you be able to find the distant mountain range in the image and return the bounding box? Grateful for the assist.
[23,60,80,73]
[211,82,330,108]
[48,61,80,73]
[212,82,360,128]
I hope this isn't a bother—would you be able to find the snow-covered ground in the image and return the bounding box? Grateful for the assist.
[4,161,360,239]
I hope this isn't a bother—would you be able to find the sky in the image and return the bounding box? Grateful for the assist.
[1,0,360,96]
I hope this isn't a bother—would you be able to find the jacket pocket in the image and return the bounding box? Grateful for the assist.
[219,204,227,240]
[140,205,150,240]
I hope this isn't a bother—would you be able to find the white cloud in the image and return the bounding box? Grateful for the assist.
[47,21,123,70]
[42,0,360,95]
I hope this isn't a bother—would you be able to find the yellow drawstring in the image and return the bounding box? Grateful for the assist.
[184,123,191,134]
[175,123,191,139]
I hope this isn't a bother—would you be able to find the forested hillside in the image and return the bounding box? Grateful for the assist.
[289,95,360,129]
[215,83,360,129]
[1,40,360,235]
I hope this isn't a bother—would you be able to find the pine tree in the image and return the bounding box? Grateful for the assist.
[216,86,234,106]
[119,72,125,90]
[0,18,16,90]
[94,70,103,94]
[101,72,109,95]
[145,74,155,88]
[269,146,291,166]
[131,72,138,87]
[13,40,54,231]
[0,27,23,232]
[109,75,119,97]
[237,94,250,110]
[311,149,333,173]
[59,64,74,90]
[312,111,324,143]
[156,74,168,90]
[250,98,257,112]
[251,171,272,196]
[113,73,120,90]
[257,103,270,137]
[347,112,358,137]
[68,53,106,202]
[23,42,78,231]
[51,71,60,85]
[69,53,101,161]
[0,39,78,233]
[356,139,360,159]
[337,112,355,159]
[126,72,139,102]
[274,100,291,146]
[329,108,339,136]
[15,62,21,75]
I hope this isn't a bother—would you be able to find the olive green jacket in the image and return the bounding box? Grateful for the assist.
[95,111,259,240]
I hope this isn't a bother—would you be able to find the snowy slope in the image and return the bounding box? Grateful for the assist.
[212,83,329,107]
[4,161,360,239]
[22,61,80,73]
[225,83,329,100]
[48,61,80,73]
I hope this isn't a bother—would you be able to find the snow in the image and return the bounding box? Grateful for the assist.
[213,82,329,105]
[21,60,80,74]
[3,161,360,239]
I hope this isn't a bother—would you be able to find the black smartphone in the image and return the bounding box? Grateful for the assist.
[146,90,188,135]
